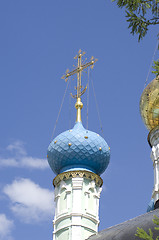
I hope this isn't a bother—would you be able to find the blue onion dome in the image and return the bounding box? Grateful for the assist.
[47,122,110,176]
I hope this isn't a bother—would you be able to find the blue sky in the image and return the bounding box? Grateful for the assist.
[0,1,159,239]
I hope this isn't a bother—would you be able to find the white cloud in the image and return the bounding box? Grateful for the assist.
[7,141,26,156]
[0,214,14,240]
[3,178,53,224]
[0,141,48,170]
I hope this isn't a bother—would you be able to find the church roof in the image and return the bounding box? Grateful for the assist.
[88,209,159,240]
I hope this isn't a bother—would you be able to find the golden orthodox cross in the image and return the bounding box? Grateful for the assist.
[61,49,97,122]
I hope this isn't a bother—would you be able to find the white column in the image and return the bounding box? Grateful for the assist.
[71,178,83,240]
[72,177,83,212]
[151,144,159,203]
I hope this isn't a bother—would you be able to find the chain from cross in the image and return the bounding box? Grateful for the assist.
[61,49,98,99]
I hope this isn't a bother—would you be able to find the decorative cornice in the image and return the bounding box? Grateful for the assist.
[53,170,103,187]
[53,212,99,225]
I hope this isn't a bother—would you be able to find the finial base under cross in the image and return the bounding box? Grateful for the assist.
[75,98,83,122]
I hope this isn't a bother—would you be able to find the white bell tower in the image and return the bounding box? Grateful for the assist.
[140,76,159,209]
[53,171,103,240]
[149,127,159,205]
[47,50,110,240]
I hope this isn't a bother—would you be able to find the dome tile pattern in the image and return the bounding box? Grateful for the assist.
[47,122,110,175]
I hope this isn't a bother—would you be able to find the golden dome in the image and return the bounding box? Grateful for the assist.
[140,77,159,131]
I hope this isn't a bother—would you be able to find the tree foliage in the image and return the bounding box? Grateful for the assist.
[135,215,159,240]
[152,59,159,76]
[112,0,159,41]
[112,0,159,76]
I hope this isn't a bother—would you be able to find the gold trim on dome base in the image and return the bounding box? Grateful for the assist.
[53,170,103,187]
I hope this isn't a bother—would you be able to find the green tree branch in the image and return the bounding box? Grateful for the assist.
[112,0,159,41]
[112,0,159,76]
[135,216,159,240]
